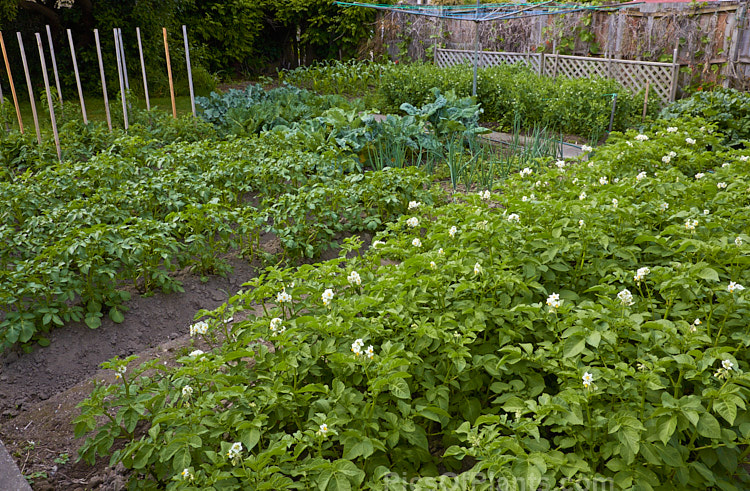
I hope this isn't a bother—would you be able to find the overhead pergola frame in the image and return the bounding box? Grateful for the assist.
[334,1,643,95]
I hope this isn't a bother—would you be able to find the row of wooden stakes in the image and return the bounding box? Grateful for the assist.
[0,25,197,161]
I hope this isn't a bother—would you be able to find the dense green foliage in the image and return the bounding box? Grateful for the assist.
[75,115,750,489]
[0,109,437,351]
[660,88,750,146]
[282,60,652,138]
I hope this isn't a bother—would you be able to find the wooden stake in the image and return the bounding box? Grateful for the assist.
[163,27,176,118]
[45,25,62,107]
[0,32,23,132]
[136,27,150,111]
[67,29,87,124]
[17,32,41,144]
[114,29,128,129]
[642,81,650,122]
[94,29,112,132]
[182,25,195,117]
[117,28,129,90]
[36,33,61,161]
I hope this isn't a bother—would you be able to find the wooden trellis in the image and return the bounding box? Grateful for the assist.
[436,47,679,103]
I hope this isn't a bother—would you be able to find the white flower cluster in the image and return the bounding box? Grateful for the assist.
[318,423,329,436]
[740,155,749,162]
[555,160,567,169]
[666,126,678,133]
[582,371,593,388]
[190,320,209,337]
[322,288,334,306]
[270,317,285,335]
[406,217,419,228]
[612,198,619,208]
[189,349,205,359]
[412,238,422,247]
[474,262,482,275]
[695,172,705,180]
[617,288,634,306]
[181,468,194,481]
[685,137,696,145]
[728,281,745,293]
[115,365,126,379]
[408,201,421,210]
[723,162,731,168]
[347,271,361,286]
[581,145,593,152]
[520,167,533,177]
[634,266,650,283]
[599,177,608,186]
[182,385,193,398]
[479,190,491,200]
[635,134,649,142]
[717,182,727,189]
[685,219,698,231]
[546,292,562,309]
[579,191,587,200]
[636,171,647,181]
[227,442,242,462]
[507,213,520,223]
[449,226,457,238]
[660,202,669,212]
[715,359,735,379]
[351,338,374,359]
[736,237,743,247]
[276,290,292,304]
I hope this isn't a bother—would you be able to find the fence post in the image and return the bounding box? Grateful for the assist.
[163,27,177,119]
[114,28,128,130]
[540,50,545,76]
[182,25,196,118]
[669,47,679,101]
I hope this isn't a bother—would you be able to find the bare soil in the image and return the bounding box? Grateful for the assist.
[0,231,361,490]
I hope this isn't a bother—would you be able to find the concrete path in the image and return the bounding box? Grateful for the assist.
[480,131,584,160]
[0,439,31,491]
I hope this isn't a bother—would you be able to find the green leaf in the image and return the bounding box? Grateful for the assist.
[563,335,586,358]
[697,412,721,439]
[390,378,411,399]
[343,438,374,460]
[658,416,677,445]
[84,314,102,330]
[698,267,719,282]
[109,308,125,324]
[714,399,737,425]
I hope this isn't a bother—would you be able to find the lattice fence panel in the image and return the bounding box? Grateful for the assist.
[437,48,540,71]
[546,55,674,104]
[436,49,676,103]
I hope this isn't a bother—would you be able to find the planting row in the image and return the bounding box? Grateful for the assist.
[0,128,435,351]
[77,115,750,489]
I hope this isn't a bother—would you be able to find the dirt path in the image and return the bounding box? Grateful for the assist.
[0,256,258,490]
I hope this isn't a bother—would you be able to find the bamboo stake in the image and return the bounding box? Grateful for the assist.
[67,29,87,124]
[163,27,176,118]
[94,29,112,131]
[182,25,195,117]
[136,27,150,111]
[117,28,130,90]
[45,25,62,106]
[0,32,23,132]
[17,32,41,144]
[35,33,61,161]
[114,29,128,129]
[642,81,650,122]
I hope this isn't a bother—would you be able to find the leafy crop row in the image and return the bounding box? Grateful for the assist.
[0,126,434,351]
[76,115,750,489]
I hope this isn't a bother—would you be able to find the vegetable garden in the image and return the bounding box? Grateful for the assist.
[2,60,750,490]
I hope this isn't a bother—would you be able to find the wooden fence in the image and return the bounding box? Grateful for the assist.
[435,47,679,104]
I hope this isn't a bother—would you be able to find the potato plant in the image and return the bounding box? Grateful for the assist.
[76,116,750,489]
